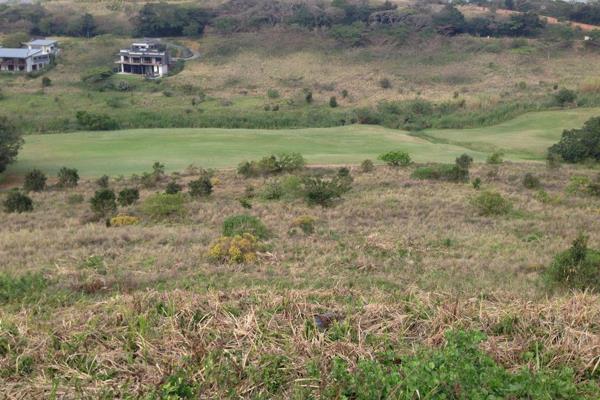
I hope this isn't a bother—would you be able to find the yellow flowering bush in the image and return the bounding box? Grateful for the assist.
[290,215,316,235]
[208,233,259,264]
[210,177,221,186]
[110,214,140,227]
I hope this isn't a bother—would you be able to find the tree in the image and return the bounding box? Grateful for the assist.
[23,169,47,192]
[90,189,117,217]
[433,5,466,36]
[548,117,600,163]
[0,117,23,174]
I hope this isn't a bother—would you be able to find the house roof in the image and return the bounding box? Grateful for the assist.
[25,39,57,46]
[0,48,41,58]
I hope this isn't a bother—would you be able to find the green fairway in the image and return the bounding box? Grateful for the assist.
[422,107,600,159]
[5,107,599,177]
[7,125,486,177]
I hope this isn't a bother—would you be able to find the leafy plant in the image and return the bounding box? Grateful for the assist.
[223,215,269,239]
[188,176,213,198]
[141,193,185,220]
[3,191,33,213]
[360,159,374,173]
[545,234,600,291]
[165,181,182,195]
[486,151,504,165]
[57,167,79,188]
[90,189,117,218]
[378,151,411,167]
[523,173,541,189]
[302,176,346,207]
[118,188,140,207]
[23,169,47,192]
[96,175,109,188]
[471,191,512,216]
[207,234,259,264]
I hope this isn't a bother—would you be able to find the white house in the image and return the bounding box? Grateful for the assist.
[116,40,170,78]
[0,38,57,73]
[24,39,59,56]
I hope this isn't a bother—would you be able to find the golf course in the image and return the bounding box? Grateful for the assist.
[7,107,600,177]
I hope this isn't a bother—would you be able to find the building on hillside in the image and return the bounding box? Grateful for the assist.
[0,38,58,73]
[24,39,59,56]
[116,40,170,78]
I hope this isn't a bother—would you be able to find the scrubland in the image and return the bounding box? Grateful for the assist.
[1,161,599,398]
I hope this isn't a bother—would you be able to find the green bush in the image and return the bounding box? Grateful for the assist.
[329,96,338,108]
[141,193,186,220]
[75,111,120,131]
[96,175,109,188]
[223,214,269,239]
[238,153,305,178]
[57,167,79,188]
[554,88,577,106]
[471,191,512,216]
[23,169,47,192]
[378,151,411,167]
[412,163,469,183]
[379,77,392,89]
[41,77,52,87]
[118,188,139,207]
[90,189,117,217]
[3,191,33,213]
[260,181,284,200]
[81,67,114,84]
[523,173,541,189]
[322,330,595,399]
[360,159,374,173]
[188,176,213,198]
[302,176,345,207]
[472,177,482,189]
[548,116,600,163]
[165,181,182,195]
[486,151,504,165]
[545,234,600,291]
[267,88,280,99]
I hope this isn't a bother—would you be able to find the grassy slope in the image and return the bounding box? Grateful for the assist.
[422,107,600,159]
[7,107,599,177]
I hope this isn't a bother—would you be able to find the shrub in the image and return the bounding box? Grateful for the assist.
[238,153,305,178]
[412,163,469,183]
[379,78,392,89]
[486,151,504,165]
[81,67,114,84]
[188,176,213,198]
[378,151,411,167]
[57,167,79,188]
[548,116,600,163]
[3,191,33,213]
[329,96,338,108]
[456,153,474,170]
[565,175,591,196]
[207,234,259,264]
[75,111,120,131]
[223,214,269,239]
[290,215,316,235]
[471,191,512,216]
[472,177,482,189]
[554,88,577,106]
[141,193,185,220]
[165,181,182,195]
[118,188,140,206]
[110,214,140,227]
[302,176,344,207]
[90,189,117,217]
[23,169,47,192]
[260,181,284,200]
[360,159,374,173]
[523,173,541,189]
[41,77,52,87]
[545,234,600,291]
[96,175,109,188]
[267,88,280,99]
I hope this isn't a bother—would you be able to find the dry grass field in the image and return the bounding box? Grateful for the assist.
[1,161,599,398]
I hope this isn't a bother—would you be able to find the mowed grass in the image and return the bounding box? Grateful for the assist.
[9,125,485,177]
[7,107,599,178]
[423,107,600,159]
